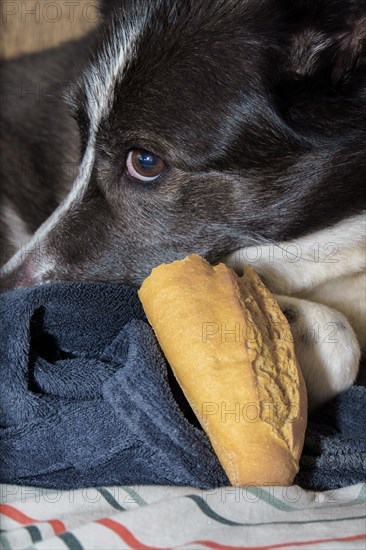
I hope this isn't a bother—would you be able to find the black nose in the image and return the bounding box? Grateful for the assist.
[0,255,38,292]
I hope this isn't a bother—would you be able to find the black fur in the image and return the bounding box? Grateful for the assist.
[1,0,365,287]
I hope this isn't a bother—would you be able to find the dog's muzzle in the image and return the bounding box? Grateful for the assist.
[0,253,39,292]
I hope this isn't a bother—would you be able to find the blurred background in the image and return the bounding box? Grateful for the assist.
[1,0,99,59]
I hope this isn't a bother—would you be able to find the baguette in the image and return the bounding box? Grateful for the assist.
[138,254,307,486]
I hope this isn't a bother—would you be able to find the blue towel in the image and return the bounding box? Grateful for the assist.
[295,384,366,490]
[1,281,365,490]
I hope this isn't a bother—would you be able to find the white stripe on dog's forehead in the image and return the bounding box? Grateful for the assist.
[1,17,147,277]
[0,142,97,277]
[84,17,146,132]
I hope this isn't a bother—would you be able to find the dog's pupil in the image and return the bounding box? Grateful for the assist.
[127,149,165,179]
[137,150,157,171]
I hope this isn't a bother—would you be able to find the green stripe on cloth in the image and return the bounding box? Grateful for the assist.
[120,487,147,507]
[97,488,125,512]
[59,531,84,550]
[24,525,42,544]
[247,487,299,512]
[186,495,244,526]
[186,495,365,527]
[246,484,366,513]
[353,484,366,505]
[0,533,12,550]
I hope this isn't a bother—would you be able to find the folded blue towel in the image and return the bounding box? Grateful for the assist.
[296,384,366,490]
[1,282,365,490]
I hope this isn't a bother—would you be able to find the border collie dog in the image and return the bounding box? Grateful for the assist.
[1,0,365,409]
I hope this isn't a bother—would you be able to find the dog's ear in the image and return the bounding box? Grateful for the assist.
[282,1,366,83]
[332,16,366,81]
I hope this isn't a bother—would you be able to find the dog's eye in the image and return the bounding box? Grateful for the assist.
[126,149,165,181]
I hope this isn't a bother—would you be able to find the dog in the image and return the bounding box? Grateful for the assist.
[1,0,365,410]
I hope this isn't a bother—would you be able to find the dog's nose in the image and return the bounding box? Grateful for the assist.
[0,254,38,292]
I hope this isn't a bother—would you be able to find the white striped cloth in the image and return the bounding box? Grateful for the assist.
[1,483,365,549]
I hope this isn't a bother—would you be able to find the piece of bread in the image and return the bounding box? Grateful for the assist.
[138,254,307,486]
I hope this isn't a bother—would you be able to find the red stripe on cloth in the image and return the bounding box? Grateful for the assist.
[185,533,366,550]
[0,504,65,535]
[96,518,171,550]
[95,517,365,550]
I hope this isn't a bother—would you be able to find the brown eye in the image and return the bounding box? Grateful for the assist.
[126,149,165,181]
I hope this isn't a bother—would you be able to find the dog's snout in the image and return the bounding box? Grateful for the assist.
[0,254,39,292]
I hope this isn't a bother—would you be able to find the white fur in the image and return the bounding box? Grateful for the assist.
[83,16,147,131]
[225,214,365,294]
[275,294,361,409]
[301,271,366,349]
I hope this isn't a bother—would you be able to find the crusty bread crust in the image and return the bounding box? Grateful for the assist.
[138,254,307,486]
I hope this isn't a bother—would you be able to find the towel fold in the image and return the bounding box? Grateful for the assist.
[296,385,366,490]
[1,281,365,490]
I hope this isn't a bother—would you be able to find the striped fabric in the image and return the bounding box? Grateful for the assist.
[1,483,365,549]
